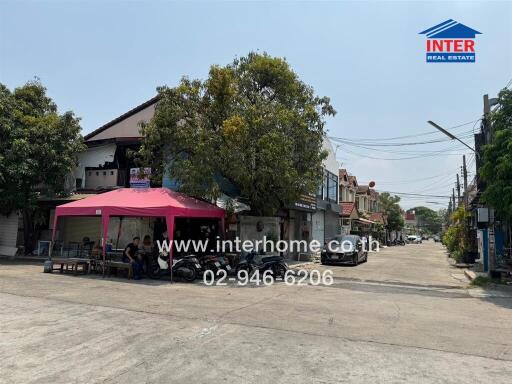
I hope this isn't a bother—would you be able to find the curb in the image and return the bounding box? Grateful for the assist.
[464,269,477,281]
[0,255,46,263]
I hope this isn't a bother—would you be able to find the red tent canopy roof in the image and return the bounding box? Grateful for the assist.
[54,188,225,218]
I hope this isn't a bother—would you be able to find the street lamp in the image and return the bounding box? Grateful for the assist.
[427,121,478,156]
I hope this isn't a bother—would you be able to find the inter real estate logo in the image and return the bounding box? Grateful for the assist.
[419,19,481,63]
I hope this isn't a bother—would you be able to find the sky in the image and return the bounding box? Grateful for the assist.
[1,0,511,210]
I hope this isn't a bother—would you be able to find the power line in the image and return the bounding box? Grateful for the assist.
[330,119,480,142]
[338,141,466,155]
[381,191,451,198]
[341,146,467,161]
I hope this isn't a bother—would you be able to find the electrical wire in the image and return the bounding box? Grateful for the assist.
[381,191,451,198]
[330,119,480,142]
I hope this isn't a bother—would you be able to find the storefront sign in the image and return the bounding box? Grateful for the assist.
[293,193,317,211]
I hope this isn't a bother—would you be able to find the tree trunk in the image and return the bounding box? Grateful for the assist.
[22,207,35,255]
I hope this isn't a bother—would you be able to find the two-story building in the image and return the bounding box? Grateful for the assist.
[311,137,340,244]
[338,169,359,235]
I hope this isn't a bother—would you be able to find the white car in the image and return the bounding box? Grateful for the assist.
[407,235,422,244]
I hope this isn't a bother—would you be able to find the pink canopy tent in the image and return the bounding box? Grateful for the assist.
[51,188,225,267]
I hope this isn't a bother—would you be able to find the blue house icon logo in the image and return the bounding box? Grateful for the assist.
[419,19,482,63]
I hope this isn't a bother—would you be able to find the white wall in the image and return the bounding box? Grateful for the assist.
[87,103,156,141]
[322,137,339,175]
[239,216,280,251]
[73,144,117,189]
[0,213,20,256]
[311,211,325,245]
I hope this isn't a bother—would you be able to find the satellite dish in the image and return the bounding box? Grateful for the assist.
[369,181,376,188]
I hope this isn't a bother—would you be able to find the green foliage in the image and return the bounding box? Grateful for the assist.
[442,206,470,261]
[411,206,443,233]
[0,80,85,252]
[0,80,85,213]
[138,53,335,215]
[379,192,404,231]
[480,89,512,220]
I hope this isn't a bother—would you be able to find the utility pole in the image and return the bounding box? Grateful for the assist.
[483,94,493,141]
[456,174,461,205]
[452,188,456,211]
[463,155,468,207]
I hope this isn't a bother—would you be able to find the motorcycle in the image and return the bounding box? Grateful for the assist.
[235,251,288,280]
[146,252,201,282]
[197,254,233,276]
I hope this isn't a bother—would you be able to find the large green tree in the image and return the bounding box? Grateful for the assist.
[379,192,404,231]
[138,53,335,215]
[480,88,512,220]
[0,80,85,253]
[411,206,443,234]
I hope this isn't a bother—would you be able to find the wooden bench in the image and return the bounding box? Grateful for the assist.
[52,258,90,275]
[108,261,133,279]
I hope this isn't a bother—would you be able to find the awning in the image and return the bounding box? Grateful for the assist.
[357,218,375,225]
[215,194,251,213]
[51,188,225,264]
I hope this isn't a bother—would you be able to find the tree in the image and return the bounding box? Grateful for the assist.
[0,80,85,253]
[480,88,512,221]
[442,206,471,262]
[138,53,335,215]
[411,206,442,234]
[379,192,404,231]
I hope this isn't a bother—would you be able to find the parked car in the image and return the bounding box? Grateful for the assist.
[433,235,441,242]
[321,235,368,266]
[407,235,422,244]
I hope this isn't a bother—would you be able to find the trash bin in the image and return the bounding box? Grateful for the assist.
[43,260,53,273]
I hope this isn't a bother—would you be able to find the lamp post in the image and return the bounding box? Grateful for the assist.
[428,121,476,266]
[427,121,478,157]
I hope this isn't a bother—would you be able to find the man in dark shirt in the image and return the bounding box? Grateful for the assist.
[123,237,143,279]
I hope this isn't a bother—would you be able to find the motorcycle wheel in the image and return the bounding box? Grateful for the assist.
[236,264,252,278]
[272,263,287,280]
[146,260,162,280]
[182,265,197,282]
[206,262,219,278]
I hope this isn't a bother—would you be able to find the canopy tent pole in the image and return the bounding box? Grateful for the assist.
[50,214,59,260]
[220,216,225,238]
[115,217,123,250]
[101,212,110,276]
[165,214,175,283]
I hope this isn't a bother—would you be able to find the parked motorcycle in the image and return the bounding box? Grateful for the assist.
[235,251,288,279]
[146,252,201,282]
[197,254,233,276]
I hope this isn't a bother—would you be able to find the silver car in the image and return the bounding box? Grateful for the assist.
[320,235,368,266]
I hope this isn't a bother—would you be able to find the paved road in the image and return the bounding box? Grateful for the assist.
[1,241,511,383]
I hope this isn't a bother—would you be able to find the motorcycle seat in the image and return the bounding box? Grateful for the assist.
[261,255,284,263]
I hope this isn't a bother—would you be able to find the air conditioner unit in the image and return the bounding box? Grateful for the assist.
[477,208,489,223]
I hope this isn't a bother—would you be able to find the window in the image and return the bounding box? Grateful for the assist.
[327,171,338,202]
[323,171,328,199]
[317,169,338,202]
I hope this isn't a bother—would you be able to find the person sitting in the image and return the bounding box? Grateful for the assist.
[123,237,143,280]
[140,235,153,254]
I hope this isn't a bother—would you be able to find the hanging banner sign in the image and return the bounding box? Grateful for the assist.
[129,168,151,188]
